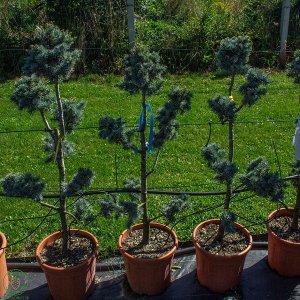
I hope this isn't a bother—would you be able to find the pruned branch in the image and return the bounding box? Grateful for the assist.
[40,111,53,133]
[40,201,60,211]
[146,149,161,177]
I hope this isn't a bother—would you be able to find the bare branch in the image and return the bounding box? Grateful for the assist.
[39,201,60,211]
[65,211,79,223]
[234,104,244,113]
[146,149,161,177]
[40,111,52,132]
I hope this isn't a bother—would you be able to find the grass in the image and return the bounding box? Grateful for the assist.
[0,70,299,258]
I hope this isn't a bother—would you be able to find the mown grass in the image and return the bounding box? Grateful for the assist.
[0,71,299,258]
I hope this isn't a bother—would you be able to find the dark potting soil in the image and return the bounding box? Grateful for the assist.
[39,233,95,268]
[269,215,300,243]
[195,223,249,255]
[122,227,175,259]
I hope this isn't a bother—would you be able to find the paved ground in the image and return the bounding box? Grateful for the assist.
[3,248,300,300]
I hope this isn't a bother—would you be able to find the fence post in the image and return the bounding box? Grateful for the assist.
[279,0,291,68]
[127,0,135,51]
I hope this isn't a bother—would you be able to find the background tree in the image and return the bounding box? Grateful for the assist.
[98,46,192,244]
[202,36,285,242]
[1,25,94,255]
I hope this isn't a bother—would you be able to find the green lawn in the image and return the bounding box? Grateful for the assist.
[0,71,299,258]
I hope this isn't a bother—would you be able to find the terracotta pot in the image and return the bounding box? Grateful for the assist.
[192,219,252,293]
[267,208,300,277]
[36,229,99,300]
[0,232,8,299]
[118,222,178,296]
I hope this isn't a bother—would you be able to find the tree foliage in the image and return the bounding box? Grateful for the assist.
[56,100,86,134]
[1,173,45,201]
[239,68,269,107]
[216,36,252,75]
[64,168,95,196]
[154,87,192,148]
[288,49,300,84]
[11,75,54,113]
[120,46,166,95]
[24,24,81,81]
[208,96,236,124]
[162,194,191,223]
[240,157,285,201]
[100,47,192,155]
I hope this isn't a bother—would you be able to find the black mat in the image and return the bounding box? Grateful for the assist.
[3,250,300,300]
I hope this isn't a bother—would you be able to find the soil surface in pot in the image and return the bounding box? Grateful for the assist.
[195,223,249,255]
[39,233,95,268]
[122,227,174,259]
[269,216,300,243]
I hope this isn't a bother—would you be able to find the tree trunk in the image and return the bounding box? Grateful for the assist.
[291,183,300,230]
[141,91,150,245]
[55,79,69,255]
[214,112,235,242]
[229,74,235,97]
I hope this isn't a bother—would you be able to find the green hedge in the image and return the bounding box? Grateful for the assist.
[0,0,299,77]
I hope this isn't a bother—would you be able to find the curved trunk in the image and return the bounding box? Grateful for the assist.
[215,101,235,242]
[55,79,69,255]
[141,91,150,245]
[291,184,300,230]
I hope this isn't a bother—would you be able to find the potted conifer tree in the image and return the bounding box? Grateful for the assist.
[192,36,285,293]
[98,46,192,296]
[0,25,98,300]
[267,49,300,276]
[0,232,8,298]
[0,52,8,299]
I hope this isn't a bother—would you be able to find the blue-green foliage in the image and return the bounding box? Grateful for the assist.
[239,68,269,107]
[291,161,300,187]
[64,168,95,196]
[240,157,285,201]
[98,178,140,228]
[288,49,300,84]
[99,116,137,151]
[56,100,86,134]
[98,193,122,218]
[24,24,81,81]
[11,75,54,113]
[99,49,192,228]
[72,198,95,223]
[216,36,252,75]
[201,144,226,168]
[201,144,237,184]
[99,49,191,155]
[11,26,86,162]
[119,200,138,228]
[1,173,45,201]
[124,177,140,202]
[120,46,166,95]
[162,194,191,223]
[153,87,192,148]
[208,95,236,124]
[43,134,75,162]
[213,161,238,185]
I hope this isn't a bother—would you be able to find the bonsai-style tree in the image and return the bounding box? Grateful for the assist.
[288,49,300,231]
[0,25,94,256]
[98,47,192,245]
[201,36,285,242]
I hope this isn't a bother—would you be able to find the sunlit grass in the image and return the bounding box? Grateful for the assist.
[0,71,299,257]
